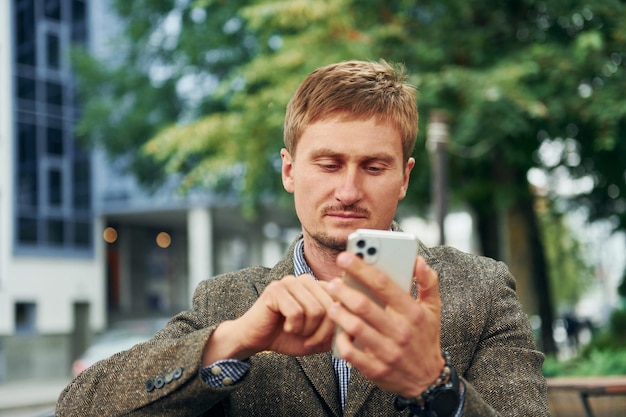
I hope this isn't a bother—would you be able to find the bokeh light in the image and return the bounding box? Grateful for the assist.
[103,227,118,243]
[156,232,171,248]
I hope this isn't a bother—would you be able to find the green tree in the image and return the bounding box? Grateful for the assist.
[74,0,626,353]
[537,204,593,310]
[72,0,257,188]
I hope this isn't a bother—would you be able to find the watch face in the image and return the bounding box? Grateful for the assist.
[429,389,460,416]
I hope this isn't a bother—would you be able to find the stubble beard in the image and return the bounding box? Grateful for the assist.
[302,204,371,254]
[309,204,371,252]
[309,230,347,252]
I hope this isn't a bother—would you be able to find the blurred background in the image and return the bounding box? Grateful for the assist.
[0,0,625,415]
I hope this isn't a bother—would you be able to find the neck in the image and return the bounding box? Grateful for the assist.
[301,237,344,282]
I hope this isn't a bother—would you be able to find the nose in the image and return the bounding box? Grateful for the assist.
[334,168,363,206]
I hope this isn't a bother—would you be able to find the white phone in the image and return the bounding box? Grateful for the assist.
[332,229,418,357]
[344,228,418,305]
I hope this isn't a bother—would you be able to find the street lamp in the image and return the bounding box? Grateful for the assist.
[427,111,450,246]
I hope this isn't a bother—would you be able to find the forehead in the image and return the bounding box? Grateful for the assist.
[297,117,403,157]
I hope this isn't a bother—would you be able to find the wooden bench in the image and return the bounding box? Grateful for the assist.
[547,376,626,417]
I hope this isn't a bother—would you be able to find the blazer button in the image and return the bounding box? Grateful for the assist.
[173,367,183,379]
[164,372,174,384]
[145,379,155,392]
[154,375,165,389]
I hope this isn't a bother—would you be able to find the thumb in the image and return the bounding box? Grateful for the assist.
[414,257,440,306]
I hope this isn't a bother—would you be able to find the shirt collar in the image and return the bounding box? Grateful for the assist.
[293,237,315,278]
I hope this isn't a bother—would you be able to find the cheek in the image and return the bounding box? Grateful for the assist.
[374,177,406,200]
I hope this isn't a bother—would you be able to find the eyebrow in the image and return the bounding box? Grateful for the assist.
[309,148,397,165]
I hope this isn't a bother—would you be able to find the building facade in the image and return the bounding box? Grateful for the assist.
[0,0,105,383]
[0,0,300,383]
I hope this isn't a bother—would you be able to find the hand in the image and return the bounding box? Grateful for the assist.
[327,252,444,397]
[203,274,336,364]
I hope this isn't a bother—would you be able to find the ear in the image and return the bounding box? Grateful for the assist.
[281,148,295,193]
[398,157,415,200]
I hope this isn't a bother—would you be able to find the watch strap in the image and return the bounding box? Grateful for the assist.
[394,351,461,417]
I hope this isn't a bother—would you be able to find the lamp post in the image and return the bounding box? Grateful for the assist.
[427,111,449,246]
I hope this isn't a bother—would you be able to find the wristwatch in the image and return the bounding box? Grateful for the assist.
[394,351,461,417]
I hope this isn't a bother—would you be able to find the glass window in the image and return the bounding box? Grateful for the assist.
[18,169,38,207]
[73,221,91,247]
[17,217,38,243]
[44,0,61,21]
[47,218,65,245]
[13,0,93,254]
[46,81,63,107]
[16,75,36,101]
[73,157,91,209]
[15,1,36,65]
[15,302,37,334]
[17,118,39,208]
[48,168,63,206]
[71,0,87,44]
[46,32,60,69]
[17,121,37,163]
[47,125,64,155]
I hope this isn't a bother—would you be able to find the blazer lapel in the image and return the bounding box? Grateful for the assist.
[257,239,341,416]
[297,353,342,417]
[343,368,376,416]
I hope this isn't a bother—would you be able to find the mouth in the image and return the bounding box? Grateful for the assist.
[325,212,368,221]
[328,212,365,217]
[322,205,370,223]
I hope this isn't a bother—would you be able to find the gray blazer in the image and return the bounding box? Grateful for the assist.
[57,237,550,416]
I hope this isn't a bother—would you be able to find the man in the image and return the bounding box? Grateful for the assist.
[57,60,550,416]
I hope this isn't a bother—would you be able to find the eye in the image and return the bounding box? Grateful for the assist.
[365,164,385,174]
[315,159,342,171]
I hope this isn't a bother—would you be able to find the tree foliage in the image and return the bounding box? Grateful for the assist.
[74,0,626,224]
[537,204,594,309]
[73,0,626,350]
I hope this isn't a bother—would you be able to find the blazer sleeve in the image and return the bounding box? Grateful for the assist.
[439,256,550,417]
[55,270,263,417]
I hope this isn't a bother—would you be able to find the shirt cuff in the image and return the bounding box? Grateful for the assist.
[200,359,251,388]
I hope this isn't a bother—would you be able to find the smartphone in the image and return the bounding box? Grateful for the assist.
[332,229,418,357]
[344,229,418,306]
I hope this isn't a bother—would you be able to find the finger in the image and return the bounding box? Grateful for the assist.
[327,279,404,347]
[282,275,333,336]
[303,313,336,350]
[264,278,307,334]
[413,256,440,306]
[326,277,387,327]
[330,304,392,372]
[336,251,411,307]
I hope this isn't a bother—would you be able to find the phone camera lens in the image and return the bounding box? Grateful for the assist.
[367,247,376,255]
[356,252,364,259]
[357,239,366,248]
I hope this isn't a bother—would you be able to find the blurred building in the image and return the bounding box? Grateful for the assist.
[0,0,102,383]
[0,0,299,383]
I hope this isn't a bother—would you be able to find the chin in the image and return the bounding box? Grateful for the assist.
[308,230,349,252]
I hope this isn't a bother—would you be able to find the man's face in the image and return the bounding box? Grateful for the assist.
[281,116,415,251]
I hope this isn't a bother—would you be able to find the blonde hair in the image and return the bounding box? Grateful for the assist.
[284,60,418,162]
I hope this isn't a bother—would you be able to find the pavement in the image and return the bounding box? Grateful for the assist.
[0,378,69,417]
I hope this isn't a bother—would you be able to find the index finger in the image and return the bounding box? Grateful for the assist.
[336,251,412,306]
[336,252,440,308]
